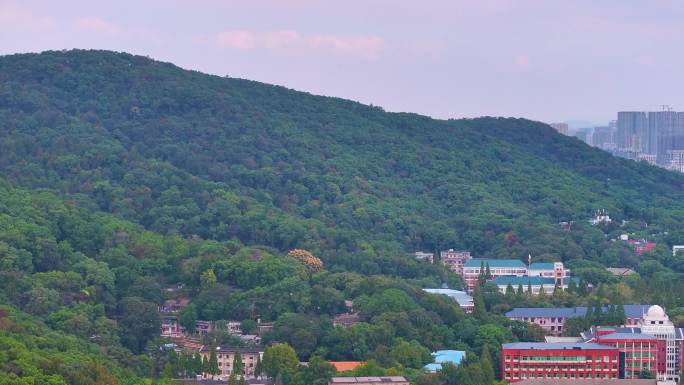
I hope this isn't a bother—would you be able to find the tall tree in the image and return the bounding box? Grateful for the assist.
[262,343,299,382]
[480,345,495,385]
[233,352,244,376]
[209,350,219,376]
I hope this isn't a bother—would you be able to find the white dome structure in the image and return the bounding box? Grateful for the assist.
[646,305,666,318]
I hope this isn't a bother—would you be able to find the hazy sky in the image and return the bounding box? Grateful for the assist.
[2,0,683,125]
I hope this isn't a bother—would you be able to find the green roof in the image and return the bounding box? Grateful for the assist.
[463,258,526,268]
[528,262,556,270]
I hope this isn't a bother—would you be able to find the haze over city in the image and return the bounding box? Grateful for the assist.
[2,0,684,123]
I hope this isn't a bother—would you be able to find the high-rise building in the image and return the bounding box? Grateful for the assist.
[592,126,615,149]
[550,123,569,135]
[617,112,648,151]
[648,111,681,162]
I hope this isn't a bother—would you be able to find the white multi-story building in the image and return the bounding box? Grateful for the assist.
[673,246,684,256]
[639,305,679,384]
[462,258,527,292]
[527,262,570,279]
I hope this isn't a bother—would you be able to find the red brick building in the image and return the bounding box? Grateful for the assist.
[594,332,660,379]
[501,343,621,383]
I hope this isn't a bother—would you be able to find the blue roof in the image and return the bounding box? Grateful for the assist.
[529,262,556,270]
[463,258,526,268]
[503,343,614,350]
[506,304,651,319]
[423,289,473,306]
[494,276,555,286]
[423,350,465,372]
[599,333,656,340]
[433,350,466,364]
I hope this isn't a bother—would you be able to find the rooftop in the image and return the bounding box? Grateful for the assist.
[528,262,557,270]
[464,258,526,268]
[506,304,652,319]
[329,377,408,384]
[329,362,364,372]
[512,379,656,385]
[422,289,473,306]
[503,342,615,350]
[199,346,264,353]
[598,332,657,340]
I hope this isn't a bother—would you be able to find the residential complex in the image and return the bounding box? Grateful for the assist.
[199,346,264,378]
[501,342,621,383]
[582,110,684,172]
[161,316,184,338]
[550,123,570,135]
[440,249,472,275]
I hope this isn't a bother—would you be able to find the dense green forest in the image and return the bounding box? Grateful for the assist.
[1,50,684,384]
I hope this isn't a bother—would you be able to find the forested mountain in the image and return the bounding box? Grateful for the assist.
[1,50,684,384]
[3,50,684,268]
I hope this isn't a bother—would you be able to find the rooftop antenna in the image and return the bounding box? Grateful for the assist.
[661,104,673,112]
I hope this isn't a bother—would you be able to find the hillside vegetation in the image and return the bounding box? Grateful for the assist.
[0,50,684,384]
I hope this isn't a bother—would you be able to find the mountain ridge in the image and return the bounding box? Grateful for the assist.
[1,49,684,266]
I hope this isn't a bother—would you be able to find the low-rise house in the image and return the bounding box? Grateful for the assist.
[413,251,434,264]
[673,245,684,256]
[628,239,656,255]
[195,320,215,336]
[199,346,264,378]
[238,334,261,345]
[345,300,354,312]
[161,316,185,338]
[328,361,364,372]
[226,320,242,335]
[329,377,409,385]
[333,312,361,328]
[589,210,612,225]
[423,350,465,373]
[440,249,472,275]
[159,297,190,314]
[255,320,274,336]
[422,288,474,313]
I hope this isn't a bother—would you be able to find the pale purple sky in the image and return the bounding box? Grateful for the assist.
[2,0,683,125]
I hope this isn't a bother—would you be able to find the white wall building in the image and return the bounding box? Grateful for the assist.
[639,305,679,384]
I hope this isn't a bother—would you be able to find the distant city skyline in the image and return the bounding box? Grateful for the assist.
[2,1,684,123]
